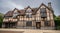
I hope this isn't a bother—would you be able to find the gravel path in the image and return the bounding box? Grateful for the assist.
[0,28,60,33]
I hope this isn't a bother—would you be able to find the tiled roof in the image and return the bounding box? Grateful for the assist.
[4,3,53,17]
[4,11,13,17]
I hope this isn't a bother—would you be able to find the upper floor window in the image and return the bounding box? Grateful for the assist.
[40,8,46,13]
[26,8,32,18]
[40,8,47,18]
[4,16,11,19]
[4,17,9,19]
[41,13,47,18]
[26,14,32,18]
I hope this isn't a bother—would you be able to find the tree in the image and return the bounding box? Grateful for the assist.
[0,13,3,28]
[54,15,60,30]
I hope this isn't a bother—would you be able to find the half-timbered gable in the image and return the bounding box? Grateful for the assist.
[2,2,55,29]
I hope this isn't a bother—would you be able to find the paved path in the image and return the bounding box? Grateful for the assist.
[0,28,60,33]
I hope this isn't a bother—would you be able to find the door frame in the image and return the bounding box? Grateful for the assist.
[36,22,41,29]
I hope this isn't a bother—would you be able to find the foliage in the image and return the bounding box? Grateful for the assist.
[54,15,60,30]
[56,26,60,30]
[0,13,3,28]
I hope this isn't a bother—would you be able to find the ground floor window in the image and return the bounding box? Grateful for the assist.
[44,21,50,26]
[26,21,32,26]
[4,22,17,28]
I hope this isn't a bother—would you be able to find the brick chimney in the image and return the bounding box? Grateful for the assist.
[48,2,51,8]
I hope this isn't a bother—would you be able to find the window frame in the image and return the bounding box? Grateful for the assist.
[44,21,50,26]
[40,8,47,18]
[40,8,46,13]
[26,14,32,18]
[26,21,32,27]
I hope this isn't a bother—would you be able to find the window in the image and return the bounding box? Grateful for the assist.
[44,21,50,26]
[40,8,47,18]
[41,13,47,18]
[4,17,9,19]
[26,21,32,26]
[4,16,12,19]
[13,14,18,18]
[40,8,46,13]
[26,14,32,18]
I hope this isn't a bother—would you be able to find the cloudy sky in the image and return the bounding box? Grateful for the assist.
[0,0,60,16]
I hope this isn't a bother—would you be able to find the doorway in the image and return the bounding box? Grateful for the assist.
[36,22,41,29]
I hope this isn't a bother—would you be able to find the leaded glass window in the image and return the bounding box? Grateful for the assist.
[26,14,32,18]
[44,21,50,26]
[40,8,47,18]
[26,21,32,26]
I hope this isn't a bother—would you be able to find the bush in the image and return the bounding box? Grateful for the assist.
[54,16,60,30]
[0,15,3,28]
[56,26,60,30]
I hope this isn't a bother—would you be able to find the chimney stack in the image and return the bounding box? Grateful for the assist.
[48,2,51,8]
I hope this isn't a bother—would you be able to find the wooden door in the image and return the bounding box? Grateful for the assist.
[36,22,41,29]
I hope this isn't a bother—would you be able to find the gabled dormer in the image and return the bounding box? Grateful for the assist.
[13,8,19,18]
[38,3,48,18]
[25,6,32,13]
[25,6,32,18]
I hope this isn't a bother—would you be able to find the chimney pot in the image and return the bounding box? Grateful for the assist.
[48,2,51,8]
